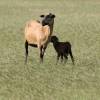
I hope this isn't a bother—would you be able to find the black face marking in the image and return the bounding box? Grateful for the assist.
[40,13,55,26]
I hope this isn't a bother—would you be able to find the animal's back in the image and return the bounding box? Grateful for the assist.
[56,42,71,54]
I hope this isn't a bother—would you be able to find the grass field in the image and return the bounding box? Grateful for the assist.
[0,0,100,99]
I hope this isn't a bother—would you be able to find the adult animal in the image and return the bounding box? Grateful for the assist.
[24,13,55,63]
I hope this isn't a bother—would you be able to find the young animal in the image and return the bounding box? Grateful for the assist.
[50,36,74,64]
[24,13,55,63]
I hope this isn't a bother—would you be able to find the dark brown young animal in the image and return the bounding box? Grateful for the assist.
[50,36,74,64]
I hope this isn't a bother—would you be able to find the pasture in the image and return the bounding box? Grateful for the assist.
[0,0,100,99]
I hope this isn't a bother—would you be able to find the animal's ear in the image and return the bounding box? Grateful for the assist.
[40,15,45,18]
[52,14,55,18]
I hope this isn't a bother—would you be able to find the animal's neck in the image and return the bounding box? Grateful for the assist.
[49,21,54,35]
[50,25,53,35]
[52,42,59,50]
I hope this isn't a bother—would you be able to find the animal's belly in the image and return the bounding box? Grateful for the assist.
[28,43,37,47]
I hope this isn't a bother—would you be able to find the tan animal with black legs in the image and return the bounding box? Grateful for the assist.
[24,13,55,63]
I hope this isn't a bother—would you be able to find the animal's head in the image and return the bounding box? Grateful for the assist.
[50,35,59,43]
[40,13,55,26]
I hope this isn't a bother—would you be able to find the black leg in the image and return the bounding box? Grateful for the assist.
[63,54,68,63]
[40,46,43,62]
[25,41,28,64]
[69,49,74,65]
[61,54,63,62]
[40,45,47,63]
[56,53,60,64]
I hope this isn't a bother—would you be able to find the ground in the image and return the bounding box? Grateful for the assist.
[0,0,100,100]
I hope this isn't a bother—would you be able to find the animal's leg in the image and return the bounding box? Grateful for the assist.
[61,54,63,62]
[69,49,74,65]
[25,40,28,64]
[41,43,48,62]
[63,54,68,63]
[42,45,47,57]
[56,53,60,64]
[40,46,43,62]
[43,41,48,53]
[37,42,43,63]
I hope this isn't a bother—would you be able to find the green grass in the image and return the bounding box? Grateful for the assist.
[0,0,100,99]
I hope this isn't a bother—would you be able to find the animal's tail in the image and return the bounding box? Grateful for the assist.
[66,42,74,65]
[69,47,74,65]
